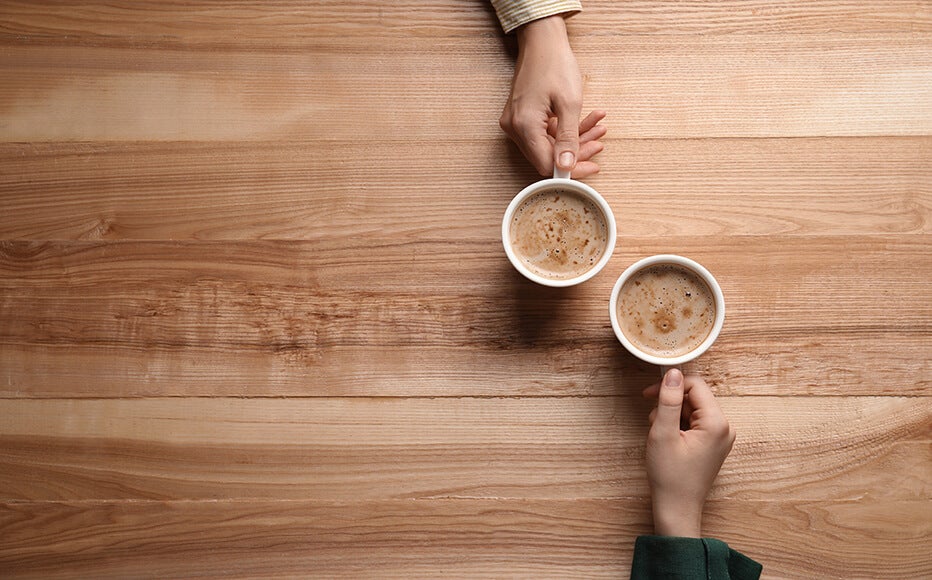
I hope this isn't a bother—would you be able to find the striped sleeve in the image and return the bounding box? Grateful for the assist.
[490,0,582,34]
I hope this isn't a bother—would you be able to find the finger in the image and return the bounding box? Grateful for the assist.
[508,135,551,177]
[681,398,695,425]
[548,111,606,139]
[576,140,603,163]
[578,110,606,135]
[683,376,729,434]
[552,96,582,173]
[642,382,662,399]
[520,135,554,176]
[570,161,600,179]
[579,123,607,145]
[512,128,554,177]
[648,407,658,426]
[646,369,702,400]
[651,368,685,441]
[684,375,722,417]
[508,108,557,177]
[499,104,514,134]
[676,377,701,427]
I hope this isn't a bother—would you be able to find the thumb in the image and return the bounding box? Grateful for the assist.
[552,100,581,173]
[652,368,685,441]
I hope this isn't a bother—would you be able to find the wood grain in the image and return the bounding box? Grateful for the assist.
[0,0,928,48]
[1,237,929,397]
[2,0,930,577]
[0,397,927,502]
[586,34,932,139]
[574,1,932,35]
[0,138,928,241]
[2,35,930,141]
[0,498,928,579]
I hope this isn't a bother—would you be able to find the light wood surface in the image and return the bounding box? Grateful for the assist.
[1,1,930,578]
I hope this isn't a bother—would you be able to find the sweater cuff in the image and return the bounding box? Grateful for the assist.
[631,535,763,580]
[490,0,582,34]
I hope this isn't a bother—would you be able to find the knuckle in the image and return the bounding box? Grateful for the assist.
[512,113,538,135]
[555,92,582,108]
[555,130,578,145]
[707,417,731,439]
[554,102,582,122]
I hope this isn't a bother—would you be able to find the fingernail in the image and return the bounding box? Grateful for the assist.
[559,151,575,168]
[664,368,683,387]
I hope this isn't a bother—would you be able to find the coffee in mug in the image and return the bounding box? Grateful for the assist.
[610,255,725,366]
[503,170,616,287]
[509,187,609,280]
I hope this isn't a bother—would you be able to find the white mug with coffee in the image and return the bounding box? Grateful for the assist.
[502,168,616,287]
[609,255,725,367]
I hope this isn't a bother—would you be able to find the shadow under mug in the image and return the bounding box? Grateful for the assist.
[502,167,617,287]
[609,254,725,371]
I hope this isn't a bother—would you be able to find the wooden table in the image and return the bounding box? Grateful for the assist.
[1,2,930,577]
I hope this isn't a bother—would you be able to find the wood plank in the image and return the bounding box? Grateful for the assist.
[1,237,929,397]
[0,1,501,45]
[3,334,929,399]
[717,499,932,579]
[8,499,643,579]
[2,35,930,141]
[0,0,928,49]
[0,343,661,399]
[587,34,932,139]
[0,397,927,502]
[1,498,929,579]
[0,138,928,240]
[575,1,932,35]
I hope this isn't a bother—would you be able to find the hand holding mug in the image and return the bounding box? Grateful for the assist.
[499,15,606,178]
[643,369,736,538]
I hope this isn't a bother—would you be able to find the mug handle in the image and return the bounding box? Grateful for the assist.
[553,167,571,179]
[659,365,680,379]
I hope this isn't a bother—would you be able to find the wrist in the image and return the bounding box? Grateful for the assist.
[516,15,568,47]
[652,499,703,538]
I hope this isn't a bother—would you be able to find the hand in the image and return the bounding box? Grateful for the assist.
[642,369,736,538]
[499,15,605,178]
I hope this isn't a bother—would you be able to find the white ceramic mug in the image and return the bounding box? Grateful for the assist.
[609,254,725,368]
[502,168,616,287]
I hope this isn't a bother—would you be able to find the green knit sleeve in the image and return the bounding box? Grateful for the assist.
[630,535,762,580]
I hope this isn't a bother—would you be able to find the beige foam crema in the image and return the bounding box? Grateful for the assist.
[509,188,609,280]
[616,264,716,358]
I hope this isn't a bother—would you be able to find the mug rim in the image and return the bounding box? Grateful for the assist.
[609,254,725,366]
[502,177,617,288]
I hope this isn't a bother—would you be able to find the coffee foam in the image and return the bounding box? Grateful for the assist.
[509,188,608,280]
[616,264,715,358]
